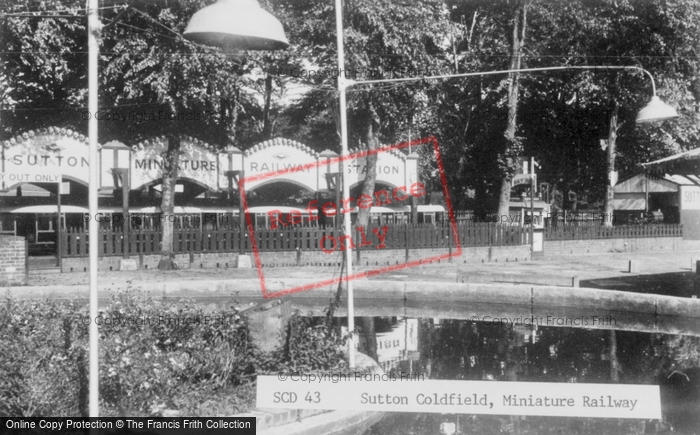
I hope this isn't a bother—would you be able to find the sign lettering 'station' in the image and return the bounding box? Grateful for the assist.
[256,377,661,419]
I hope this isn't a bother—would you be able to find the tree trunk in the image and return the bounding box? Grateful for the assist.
[496,1,528,218]
[358,317,378,361]
[603,100,620,228]
[355,104,381,228]
[158,136,180,270]
[609,329,620,382]
[474,181,490,221]
[221,90,240,147]
[505,332,522,434]
[262,74,274,139]
[353,106,381,358]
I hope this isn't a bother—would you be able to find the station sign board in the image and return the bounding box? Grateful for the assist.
[512,173,536,187]
[679,185,700,210]
[242,139,319,193]
[130,137,220,190]
[344,147,407,190]
[1,134,88,188]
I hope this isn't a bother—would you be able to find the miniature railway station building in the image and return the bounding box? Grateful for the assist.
[1,128,442,256]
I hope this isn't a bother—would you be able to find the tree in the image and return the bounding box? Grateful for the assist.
[271,0,455,224]
[431,0,531,216]
[99,1,251,269]
[5,0,700,229]
[2,0,262,268]
[1,0,88,136]
[436,0,700,216]
[603,99,620,226]
[496,0,531,218]
[517,0,700,214]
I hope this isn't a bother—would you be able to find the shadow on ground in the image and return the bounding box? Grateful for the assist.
[583,272,698,298]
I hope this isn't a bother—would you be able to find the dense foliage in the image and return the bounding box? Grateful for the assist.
[0,291,348,416]
[2,0,700,211]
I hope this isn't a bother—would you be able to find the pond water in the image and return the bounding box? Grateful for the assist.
[357,318,700,435]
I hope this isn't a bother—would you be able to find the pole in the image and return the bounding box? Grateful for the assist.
[57,179,62,270]
[87,0,100,417]
[645,172,649,213]
[121,170,130,259]
[335,174,341,229]
[349,65,656,88]
[24,239,29,283]
[529,157,535,257]
[225,170,234,231]
[335,0,355,369]
[239,169,245,254]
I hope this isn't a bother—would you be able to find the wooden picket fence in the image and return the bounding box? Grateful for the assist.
[61,222,529,257]
[544,224,682,240]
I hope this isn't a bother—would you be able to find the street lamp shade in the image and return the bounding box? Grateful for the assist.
[184,0,289,52]
[636,95,679,124]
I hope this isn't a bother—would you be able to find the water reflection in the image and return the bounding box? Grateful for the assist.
[360,318,700,435]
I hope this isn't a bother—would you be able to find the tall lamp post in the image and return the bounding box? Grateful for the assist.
[87,0,101,418]
[185,0,289,264]
[84,0,289,417]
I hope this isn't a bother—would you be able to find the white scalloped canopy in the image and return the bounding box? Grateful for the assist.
[245,137,320,159]
[132,135,218,153]
[3,127,90,148]
[347,144,407,161]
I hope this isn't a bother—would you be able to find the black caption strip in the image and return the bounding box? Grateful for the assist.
[1,417,255,435]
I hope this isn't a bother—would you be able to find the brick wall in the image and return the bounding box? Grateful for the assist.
[0,236,26,286]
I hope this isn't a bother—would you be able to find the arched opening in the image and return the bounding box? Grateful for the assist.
[0,179,91,256]
[245,179,317,208]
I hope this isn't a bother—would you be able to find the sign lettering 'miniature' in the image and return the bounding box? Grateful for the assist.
[130,139,220,189]
[134,158,217,172]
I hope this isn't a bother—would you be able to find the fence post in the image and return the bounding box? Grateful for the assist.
[57,221,63,271]
[189,228,194,267]
[448,222,452,262]
[138,225,144,269]
[405,224,410,263]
